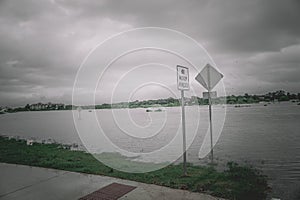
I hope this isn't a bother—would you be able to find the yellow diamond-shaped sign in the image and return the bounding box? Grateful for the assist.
[195,64,223,91]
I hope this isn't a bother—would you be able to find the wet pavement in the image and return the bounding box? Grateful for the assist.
[0,163,223,200]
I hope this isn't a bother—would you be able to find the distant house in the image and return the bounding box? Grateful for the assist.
[26,139,34,146]
[30,104,38,110]
[258,96,265,101]
[29,102,65,110]
[41,104,46,110]
[47,102,52,109]
[55,103,65,110]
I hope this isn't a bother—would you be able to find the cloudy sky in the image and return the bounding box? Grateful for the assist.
[0,0,300,106]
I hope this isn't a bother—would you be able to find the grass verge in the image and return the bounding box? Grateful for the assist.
[0,136,269,199]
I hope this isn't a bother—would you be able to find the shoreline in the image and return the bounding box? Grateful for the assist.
[0,135,269,200]
[1,101,299,115]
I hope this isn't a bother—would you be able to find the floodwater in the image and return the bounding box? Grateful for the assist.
[0,102,299,199]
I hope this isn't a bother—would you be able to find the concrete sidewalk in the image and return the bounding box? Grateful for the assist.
[0,163,224,200]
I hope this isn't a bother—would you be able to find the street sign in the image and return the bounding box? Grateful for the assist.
[77,106,82,120]
[176,65,189,176]
[177,65,189,91]
[195,64,224,164]
[195,64,223,91]
[203,91,217,100]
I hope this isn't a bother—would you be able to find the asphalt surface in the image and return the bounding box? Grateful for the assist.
[0,163,223,200]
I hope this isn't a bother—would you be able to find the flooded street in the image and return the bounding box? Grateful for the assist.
[1,102,300,199]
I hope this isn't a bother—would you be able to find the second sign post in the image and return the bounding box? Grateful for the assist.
[195,63,223,163]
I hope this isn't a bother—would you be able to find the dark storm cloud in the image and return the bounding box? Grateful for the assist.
[246,45,300,86]
[56,0,300,53]
[198,0,300,53]
[0,0,300,106]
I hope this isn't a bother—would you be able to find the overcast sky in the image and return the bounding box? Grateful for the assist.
[0,0,300,106]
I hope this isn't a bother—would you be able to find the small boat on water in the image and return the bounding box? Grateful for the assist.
[234,104,251,108]
[146,107,165,112]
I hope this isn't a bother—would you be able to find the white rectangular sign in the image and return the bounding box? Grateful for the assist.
[177,65,189,90]
[203,91,217,99]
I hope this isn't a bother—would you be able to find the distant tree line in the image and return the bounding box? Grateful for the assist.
[1,90,299,114]
[225,90,300,104]
[94,97,181,109]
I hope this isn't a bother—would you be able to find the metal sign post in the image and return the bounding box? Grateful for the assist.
[177,65,189,176]
[77,106,82,120]
[195,64,223,164]
[181,89,187,176]
[207,65,214,162]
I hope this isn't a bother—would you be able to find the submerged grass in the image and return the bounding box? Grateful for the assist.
[0,136,269,199]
